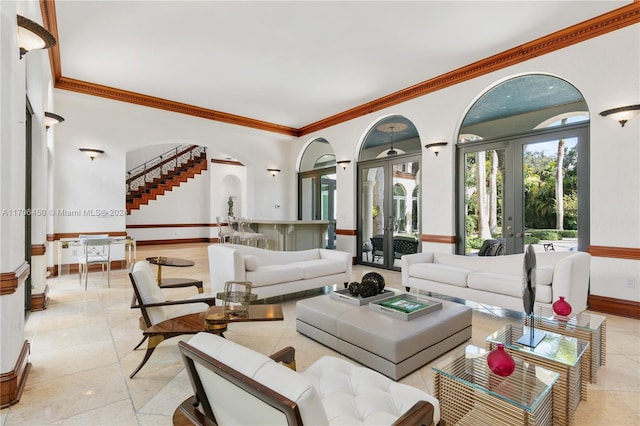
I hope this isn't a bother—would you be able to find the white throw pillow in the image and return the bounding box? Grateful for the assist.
[244,255,259,271]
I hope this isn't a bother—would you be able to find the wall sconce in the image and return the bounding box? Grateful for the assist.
[336,160,351,170]
[599,105,640,127]
[17,15,56,59]
[267,168,281,177]
[425,142,448,156]
[44,112,65,129]
[79,148,105,161]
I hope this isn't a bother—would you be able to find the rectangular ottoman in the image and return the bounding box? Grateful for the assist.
[296,292,472,380]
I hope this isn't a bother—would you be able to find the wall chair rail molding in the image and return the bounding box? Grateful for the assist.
[0,341,30,408]
[421,234,457,244]
[31,244,46,256]
[53,231,127,240]
[0,263,30,296]
[125,223,212,229]
[588,245,640,260]
[335,229,358,236]
[135,238,209,246]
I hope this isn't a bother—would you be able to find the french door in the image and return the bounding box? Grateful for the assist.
[358,155,421,270]
[298,168,336,248]
[457,125,588,255]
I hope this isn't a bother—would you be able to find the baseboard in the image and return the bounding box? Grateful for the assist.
[31,284,49,311]
[0,341,31,408]
[588,294,640,320]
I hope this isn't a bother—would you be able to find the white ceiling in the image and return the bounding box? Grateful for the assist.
[54,1,631,129]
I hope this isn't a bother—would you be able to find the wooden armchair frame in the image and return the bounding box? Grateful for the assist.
[129,271,216,378]
[174,340,437,426]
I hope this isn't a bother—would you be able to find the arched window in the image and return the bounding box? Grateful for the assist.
[457,74,589,255]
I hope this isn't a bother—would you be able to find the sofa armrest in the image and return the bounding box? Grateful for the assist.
[319,249,353,282]
[208,244,246,296]
[391,400,435,426]
[401,252,434,288]
[551,252,591,313]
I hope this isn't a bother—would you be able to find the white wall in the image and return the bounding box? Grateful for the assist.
[50,24,640,303]
[295,24,640,302]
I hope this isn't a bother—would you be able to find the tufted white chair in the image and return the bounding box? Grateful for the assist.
[176,332,441,425]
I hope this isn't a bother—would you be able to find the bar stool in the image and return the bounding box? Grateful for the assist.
[235,218,268,248]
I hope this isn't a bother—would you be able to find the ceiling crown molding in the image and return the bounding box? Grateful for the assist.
[40,1,639,137]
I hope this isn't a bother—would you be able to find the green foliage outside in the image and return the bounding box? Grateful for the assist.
[464,143,579,251]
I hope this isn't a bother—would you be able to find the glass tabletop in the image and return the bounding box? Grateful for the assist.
[533,305,605,332]
[487,324,590,367]
[433,345,559,412]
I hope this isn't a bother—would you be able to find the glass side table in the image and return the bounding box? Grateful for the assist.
[524,306,606,383]
[433,345,558,426]
[486,324,590,426]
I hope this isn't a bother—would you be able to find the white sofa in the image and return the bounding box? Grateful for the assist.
[208,244,352,300]
[402,251,591,313]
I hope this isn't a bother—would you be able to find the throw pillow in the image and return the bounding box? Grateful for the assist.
[244,255,259,271]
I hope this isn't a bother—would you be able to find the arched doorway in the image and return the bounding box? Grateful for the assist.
[358,115,421,270]
[457,74,590,255]
[298,138,337,248]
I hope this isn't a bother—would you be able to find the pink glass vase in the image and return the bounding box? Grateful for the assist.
[487,344,515,377]
[552,296,572,316]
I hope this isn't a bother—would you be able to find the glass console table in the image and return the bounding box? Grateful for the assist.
[433,345,558,426]
[486,324,590,426]
[525,306,606,383]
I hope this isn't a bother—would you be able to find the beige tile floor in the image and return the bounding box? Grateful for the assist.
[1,243,638,425]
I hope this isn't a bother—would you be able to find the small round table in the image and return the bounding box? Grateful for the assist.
[145,256,203,293]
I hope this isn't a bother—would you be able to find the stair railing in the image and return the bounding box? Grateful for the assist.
[126,144,207,195]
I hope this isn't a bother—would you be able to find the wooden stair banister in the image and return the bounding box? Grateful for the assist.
[126,145,207,214]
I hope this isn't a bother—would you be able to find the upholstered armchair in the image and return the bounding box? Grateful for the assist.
[128,261,216,378]
[176,332,441,425]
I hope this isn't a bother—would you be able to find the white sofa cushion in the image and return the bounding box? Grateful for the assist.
[434,253,491,272]
[243,255,259,271]
[301,356,440,425]
[296,259,347,280]
[536,265,554,285]
[467,272,553,303]
[409,263,470,287]
[246,264,304,287]
[467,272,521,297]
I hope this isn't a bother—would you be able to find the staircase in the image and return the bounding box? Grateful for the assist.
[126,145,207,214]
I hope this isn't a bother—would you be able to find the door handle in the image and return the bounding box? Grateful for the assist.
[516,232,522,238]
[506,225,513,237]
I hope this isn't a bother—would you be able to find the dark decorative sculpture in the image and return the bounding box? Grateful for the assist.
[347,281,361,296]
[347,273,386,298]
[362,272,385,293]
[518,245,546,347]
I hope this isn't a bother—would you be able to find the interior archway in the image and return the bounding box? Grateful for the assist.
[357,115,421,270]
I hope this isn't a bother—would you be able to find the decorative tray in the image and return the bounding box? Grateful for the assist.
[369,293,442,320]
[330,289,394,306]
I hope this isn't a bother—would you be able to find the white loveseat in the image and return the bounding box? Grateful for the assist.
[208,244,352,300]
[402,251,591,313]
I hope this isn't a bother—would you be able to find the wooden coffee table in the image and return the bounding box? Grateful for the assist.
[143,304,284,338]
[146,256,203,293]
